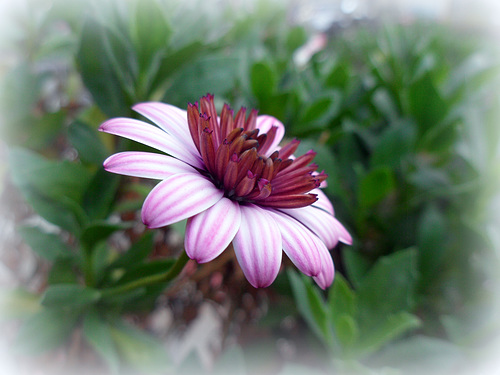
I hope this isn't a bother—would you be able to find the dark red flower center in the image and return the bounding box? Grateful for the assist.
[187,94,327,209]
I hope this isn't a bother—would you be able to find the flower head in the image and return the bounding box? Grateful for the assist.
[99,94,351,289]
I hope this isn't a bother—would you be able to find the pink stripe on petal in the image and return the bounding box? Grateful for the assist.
[133,102,199,156]
[233,204,282,288]
[311,188,335,215]
[279,206,342,249]
[99,118,204,169]
[185,197,241,263]
[103,152,197,180]
[141,173,223,228]
[256,115,285,156]
[312,239,335,289]
[267,209,321,277]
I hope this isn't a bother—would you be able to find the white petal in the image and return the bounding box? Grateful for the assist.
[312,238,335,289]
[311,188,335,215]
[267,209,321,277]
[233,204,282,288]
[141,173,223,228]
[99,118,204,169]
[256,115,285,156]
[103,152,197,180]
[279,206,351,248]
[185,198,241,263]
[133,102,199,156]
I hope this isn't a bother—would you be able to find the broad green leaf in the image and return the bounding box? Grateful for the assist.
[356,248,418,329]
[417,204,447,290]
[328,274,357,319]
[14,308,79,354]
[150,41,204,96]
[41,284,101,309]
[48,257,79,285]
[408,74,448,135]
[82,168,121,220]
[18,226,69,261]
[113,258,175,286]
[334,314,359,349]
[325,62,350,90]
[83,310,121,374]
[300,97,333,124]
[357,166,396,208]
[68,120,108,165]
[107,231,155,270]
[14,190,86,234]
[285,26,307,53]
[356,312,421,357]
[288,270,331,347]
[166,53,242,104]
[371,119,417,169]
[77,18,132,117]
[9,148,91,203]
[110,321,170,370]
[80,221,131,252]
[130,0,172,74]
[250,61,276,100]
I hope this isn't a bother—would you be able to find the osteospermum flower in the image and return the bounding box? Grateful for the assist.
[99,94,351,289]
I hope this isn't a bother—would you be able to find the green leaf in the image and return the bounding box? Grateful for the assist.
[77,18,132,117]
[285,26,307,53]
[250,61,276,100]
[130,0,172,74]
[150,41,204,95]
[358,166,396,208]
[165,52,241,104]
[41,284,101,309]
[300,97,334,125]
[107,231,155,270]
[14,308,79,354]
[356,248,418,329]
[417,204,447,290]
[48,257,79,285]
[356,312,421,357]
[408,73,448,135]
[18,226,69,261]
[83,310,121,374]
[68,120,108,165]
[334,314,359,349]
[80,221,131,252]
[9,147,91,203]
[110,321,170,370]
[328,274,357,318]
[288,270,331,347]
[82,168,121,220]
[371,119,417,169]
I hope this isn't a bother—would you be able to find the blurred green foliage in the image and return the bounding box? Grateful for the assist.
[1,0,499,374]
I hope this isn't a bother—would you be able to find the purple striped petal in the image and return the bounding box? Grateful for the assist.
[99,118,204,169]
[233,204,282,288]
[141,173,224,228]
[311,188,335,215]
[256,115,285,156]
[267,209,322,277]
[133,102,199,156]
[185,198,241,263]
[103,152,197,180]
[312,238,335,289]
[279,206,350,249]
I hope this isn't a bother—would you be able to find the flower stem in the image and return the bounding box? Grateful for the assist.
[100,251,190,299]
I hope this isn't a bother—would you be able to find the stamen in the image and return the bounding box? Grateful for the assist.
[187,103,201,152]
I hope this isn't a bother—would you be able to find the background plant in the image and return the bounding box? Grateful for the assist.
[0,0,499,374]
